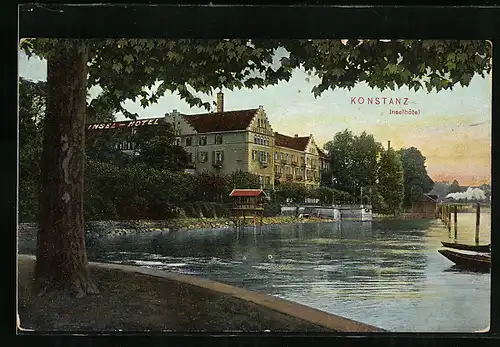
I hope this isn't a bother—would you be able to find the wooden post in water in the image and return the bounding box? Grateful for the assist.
[475,203,480,245]
[453,205,458,239]
[447,205,451,232]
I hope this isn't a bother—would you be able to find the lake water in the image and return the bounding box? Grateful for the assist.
[82,213,491,332]
[19,213,491,332]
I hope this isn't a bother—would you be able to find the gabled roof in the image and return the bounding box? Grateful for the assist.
[229,189,267,197]
[316,146,328,159]
[423,194,438,203]
[275,132,310,151]
[182,109,258,133]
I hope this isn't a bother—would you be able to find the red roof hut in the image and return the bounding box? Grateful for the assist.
[229,189,267,220]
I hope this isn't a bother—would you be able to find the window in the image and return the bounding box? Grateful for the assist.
[274,152,278,160]
[214,150,224,163]
[266,176,271,185]
[185,137,192,146]
[215,134,223,145]
[199,151,208,163]
[252,150,257,161]
[189,152,193,162]
[254,136,257,144]
[175,137,181,146]
[199,136,207,146]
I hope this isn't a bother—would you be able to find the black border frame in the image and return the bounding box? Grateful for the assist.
[10,3,500,347]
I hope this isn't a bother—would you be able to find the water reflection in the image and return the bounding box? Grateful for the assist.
[18,213,490,332]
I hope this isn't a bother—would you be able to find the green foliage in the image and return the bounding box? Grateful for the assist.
[263,190,281,217]
[85,131,129,165]
[192,171,230,203]
[21,39,492,118]
[377,149,405,215]
[315,186,334,205]
[133,135,190,172]
[281,39,491,94]
[228,170,260,190]
[323,129,383,198]
[18,78,46,222]
[277,182,309,204]
[398,147,435,207]
[84,160,121,220]
[370,190,389,214]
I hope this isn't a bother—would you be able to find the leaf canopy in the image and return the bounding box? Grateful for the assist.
[21,39,492,118]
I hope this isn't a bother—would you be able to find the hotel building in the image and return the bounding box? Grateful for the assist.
[87,93,330,189]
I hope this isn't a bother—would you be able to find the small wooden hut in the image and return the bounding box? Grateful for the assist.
[229,189,267,225]
[411,194,439,218]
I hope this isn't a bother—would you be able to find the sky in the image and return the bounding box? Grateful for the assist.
[18,47,492,186]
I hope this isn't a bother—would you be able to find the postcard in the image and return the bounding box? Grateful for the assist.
[18,37,491,333]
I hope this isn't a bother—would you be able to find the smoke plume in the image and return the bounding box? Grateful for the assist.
[446,187,486,201]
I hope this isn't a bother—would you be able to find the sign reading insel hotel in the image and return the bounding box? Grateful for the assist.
[87,118,162,130]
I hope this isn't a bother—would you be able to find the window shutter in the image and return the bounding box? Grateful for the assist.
[221,151,224,162]
[212,150,215,163]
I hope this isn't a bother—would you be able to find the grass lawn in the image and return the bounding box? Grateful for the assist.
[18,256,332,332]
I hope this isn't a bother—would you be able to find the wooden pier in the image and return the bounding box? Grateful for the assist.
[437,202,484,244]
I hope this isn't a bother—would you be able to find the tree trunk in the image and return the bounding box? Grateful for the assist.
[35,41,98,298]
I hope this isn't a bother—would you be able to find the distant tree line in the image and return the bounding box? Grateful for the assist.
[320,129,434,215]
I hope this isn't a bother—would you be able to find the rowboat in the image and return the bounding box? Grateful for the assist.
[441,241,490,253]
[438,249,491,270]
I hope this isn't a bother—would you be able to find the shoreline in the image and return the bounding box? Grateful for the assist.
[18,216,338,240]
[18,254,384,332]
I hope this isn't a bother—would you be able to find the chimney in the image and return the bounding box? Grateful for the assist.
[217,92,224,113]
[388,140,391,150]
[294,134,298,138]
